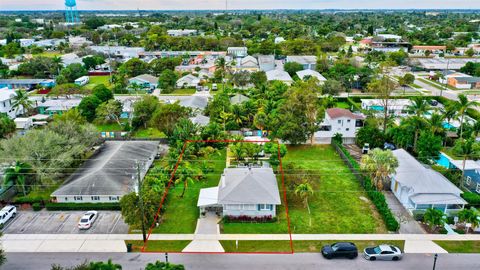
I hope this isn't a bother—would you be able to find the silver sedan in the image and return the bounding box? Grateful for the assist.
[363,244,403,261]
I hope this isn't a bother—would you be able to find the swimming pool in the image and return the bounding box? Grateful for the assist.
[442,122,456,130]
[436,153,452,169]
[370,105,384,111]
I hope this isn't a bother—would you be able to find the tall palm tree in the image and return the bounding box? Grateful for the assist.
[453,138,480,188]
[11,90,34,115]
[442,103,458,125]
[175,162,197,198]
[231,105,246,126]
[406,98,430,151]
[295,182,314,214]
[215,57,227,91]
[456,94,477,138]
[428,113,445,136]
[3,162,32,196]
[360,148,399,191]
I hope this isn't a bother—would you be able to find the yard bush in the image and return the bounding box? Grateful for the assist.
[223,215,277,223]
[333,142,400,232]
[32,202,43,211]
[13,195,46,204]
[462,192,480,206]
[45,202,120,211]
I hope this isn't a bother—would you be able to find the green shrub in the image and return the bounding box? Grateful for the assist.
[412,210,425,221]
[45,202,120,211]
[32,202,43,211]
[462,192,480,206]
[13,195,45,204]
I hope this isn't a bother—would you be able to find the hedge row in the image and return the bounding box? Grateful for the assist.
[334,142,400,232]
[13,195,46,204]
[461,192,480,206]
[45,202,121,211]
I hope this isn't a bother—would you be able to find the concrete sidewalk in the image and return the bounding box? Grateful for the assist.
[3,233,480,253]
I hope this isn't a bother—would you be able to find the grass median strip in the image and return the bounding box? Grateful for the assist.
[220,240,405,253]
[125,240,191,252]
[433,241,480,253]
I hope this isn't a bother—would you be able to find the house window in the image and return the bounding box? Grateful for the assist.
[64,197,68,201]
[109,196,118,201]
[347,119,351,123]
[476,183,480,193]
[337,120,342,124]
[91,196,100,201]
[466,176,472,185]
[74,196,83,201]
[243,204,256,210]
[346,128,350,131]
[258,204,271,211]
[226,204,241,210]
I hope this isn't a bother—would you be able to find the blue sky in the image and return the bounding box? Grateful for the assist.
[1,0,480,10]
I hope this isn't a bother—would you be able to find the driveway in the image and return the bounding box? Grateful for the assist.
[183,212,224,252]
[1,210,128,234]
[383,192,426,234]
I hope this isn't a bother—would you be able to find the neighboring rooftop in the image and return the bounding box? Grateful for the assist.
[230,94,250,105]
[326,108,364,120]
[52,141,160,197]
[130,74,159,84]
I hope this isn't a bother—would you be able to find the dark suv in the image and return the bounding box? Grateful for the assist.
[321,242,358,259]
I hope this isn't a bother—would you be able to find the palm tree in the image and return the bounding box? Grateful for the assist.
[458,208,480,233]
[295,182,314,214]
[219,110,232,132]
[360,148,399,190]
[231,105,246,126]
[428,113,445,137]
[174,162,197,198]
[423,208,446,231]
[215,57,227,91]
[455,94,477,138]
[229,143,245,162]
[3,162,32,196]
[442,103,458,126]
[406,97,430,151]
[11,90,34,115]
[453,138,480,188]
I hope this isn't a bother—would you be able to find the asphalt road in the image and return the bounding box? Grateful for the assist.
[4,252,480,270]
[1,211,128,234]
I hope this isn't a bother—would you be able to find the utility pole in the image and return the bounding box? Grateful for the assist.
[137,161,147,242]
[432,253,438,270]
[441,58,450,97]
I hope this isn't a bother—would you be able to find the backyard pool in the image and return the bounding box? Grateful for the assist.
[436,153,453,169]
[370,105,384,111]
[443,122,456,130]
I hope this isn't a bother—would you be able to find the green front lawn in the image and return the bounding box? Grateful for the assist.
[220,240,405,253]
[161,88,196,95]
[153,149,227,233]
[84,75,112,90]
[125,240,190,252]
[95,121,125,132]
[222,145,387,234]
[335,102,351,109]
[132,128,166,138]
[434,241,480,253]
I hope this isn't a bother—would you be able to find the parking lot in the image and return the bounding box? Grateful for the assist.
[1,210,129,234]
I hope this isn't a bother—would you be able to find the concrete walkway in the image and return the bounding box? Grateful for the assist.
[384,192,426,234]
[3,233,480,253]
[182,213,224,253]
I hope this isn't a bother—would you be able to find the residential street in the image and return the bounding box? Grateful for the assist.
[4,252,480,270]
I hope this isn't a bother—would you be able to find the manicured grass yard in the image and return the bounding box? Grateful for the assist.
[335,102,350,109]
[125,240,190,252]
[153,149,227,233]
[84,75,112,90]
[434,241,480,253]
[222,145,386,234]
[220,240,405,253]
[95,122,125,132]
[161,88,196,95]
[132,128,166,138]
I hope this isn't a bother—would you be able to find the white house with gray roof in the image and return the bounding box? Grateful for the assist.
[197,167,281,217]
[286,55,317,70]
[390,149,467,214]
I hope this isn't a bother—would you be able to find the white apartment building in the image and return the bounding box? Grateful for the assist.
[314,108,365,144]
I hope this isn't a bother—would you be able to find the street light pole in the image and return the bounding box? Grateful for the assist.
[137,161,147,242]
[433,253,438,270]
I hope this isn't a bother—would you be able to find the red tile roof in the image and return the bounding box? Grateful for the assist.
[326,108,364,119]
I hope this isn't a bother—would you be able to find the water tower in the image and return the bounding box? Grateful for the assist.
[65,0,80,24]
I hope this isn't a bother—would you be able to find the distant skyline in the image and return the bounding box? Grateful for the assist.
[1,0,480,11]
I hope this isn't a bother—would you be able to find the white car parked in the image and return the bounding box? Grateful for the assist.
[0,205,17,226]
[363,244,403,261]
[78,211,98,230]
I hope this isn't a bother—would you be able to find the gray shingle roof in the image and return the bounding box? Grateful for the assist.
[218,167,281,205]
[52,141,160,197]
[230,94,250,105]
[392,149,466,204]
